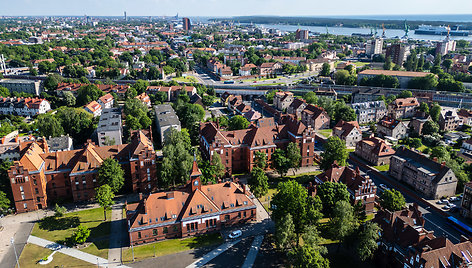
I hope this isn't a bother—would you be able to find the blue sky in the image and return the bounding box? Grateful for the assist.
[1,0,472,17]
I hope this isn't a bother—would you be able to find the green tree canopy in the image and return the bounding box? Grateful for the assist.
[327,200,357,243]
[76,84,104,106]
[317,182,350,217]
[98,158,125,193]
[303,92,318,105]
[429,103,441,122]
[160,128,193,187]
[320,136,348,170]
[380,189,406,211]
[248,167,269,198]
[286,142,301,174]
[95,184,115,221]
[422,120,439,135]
[228,115,250,130]
[36,114,64,138]
[72,225,91,245]
[254,151,267,169]
[356,222,381,261]
[271,148,291,177]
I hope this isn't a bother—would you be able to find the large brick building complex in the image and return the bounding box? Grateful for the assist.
[126,161,256,245]
[9,130,157,213]
[199,115,317,174]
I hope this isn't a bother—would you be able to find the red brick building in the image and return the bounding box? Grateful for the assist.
[312,163,377,213]
[301,104,330,130]
[126,161,256,245]
[355,137,396,166]
[199,115,317,175]
[9,130,157,213]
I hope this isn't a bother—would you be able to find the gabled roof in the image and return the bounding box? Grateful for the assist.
[357,137,395,157]
[333,120,360,139]
[391,97,419,108]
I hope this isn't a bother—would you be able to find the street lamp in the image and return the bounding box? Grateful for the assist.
[11,237,20,268]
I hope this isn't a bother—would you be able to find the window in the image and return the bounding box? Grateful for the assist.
[153,229,158,236]
[243,211,246,217]
[238,212,241,218]
[173,225,178,232]
[138,232,142,239]
[35,188,39,194]
[163,227,168,234]
[225,215,230,221]
[23,203,27,209]
[33,179,37,186]
[19,186,23,192]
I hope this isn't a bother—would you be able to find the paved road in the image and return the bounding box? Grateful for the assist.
[349,159,463,243]
[108,201,126,267]
[241,235,264,268]
[202,237,253,268]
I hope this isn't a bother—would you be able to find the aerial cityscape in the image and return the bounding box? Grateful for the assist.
[2,2,472,268]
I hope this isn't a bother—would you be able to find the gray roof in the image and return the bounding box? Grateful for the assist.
[350,101,386,110]
[47,135,73,151]
[97,108,122,133]
[154,104,181,128]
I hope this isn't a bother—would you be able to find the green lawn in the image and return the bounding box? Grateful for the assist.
[122,233,223,262]
[373,165,390,172]
[260,188,278,212]
[251,82,286,87]
[317,129,332,138]
[354,62,370,67]
[81,239,109,259]
[242,76,282,82]
[31,207,112,244]
[19,243,94,268]
[347,148,355,153]
[172,76,198,83]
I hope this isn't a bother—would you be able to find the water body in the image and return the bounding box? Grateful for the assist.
[254,23,472,41]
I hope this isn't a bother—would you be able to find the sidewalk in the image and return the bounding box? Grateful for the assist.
[108,201,125,267]
[27,235,119,267]
[241,235,264,268]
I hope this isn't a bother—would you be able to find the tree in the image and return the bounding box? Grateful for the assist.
[408,74,438,90]
[383,57,392,70]
[356,222,381,261]
[95,184,115,221]
[303,92,318,104]
[320,63,331,76]
[36,114,64,138]
[327,200,356,243]
[287,142,301,174]
[228,115,250,130]
[0,191,10,213]
[210,154,225,179]
[380,189,406,211]
[397,90,413,98]
[44,74,63,91]
[408,138,423,148]
[202,95,215,107]
[248,167,269,198]
[271,149,291,177]
[418,102,430,114]
[271,180,319,235]
[0,86,10,97]
[98,158,125,193]
[64,91,76,106]
[54,204,67,217]
[442,59,453,72]
[333,104,356,123]
[76,84,104,106]
[317,182,350,216]
[161,129,193,187]
[275,213,296,249]
[430,103,441,121]
[289,244,330,268]
[422,120,439,135]
[334,70,356,85]
[320,136,348,170]
[71,225,90,245]
[254,151,267,169]
[133,80,149,94]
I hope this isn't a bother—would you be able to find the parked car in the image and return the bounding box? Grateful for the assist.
[379,184,388,191]
[450,204,457,208]
[228,230,242,239]
[437,200,443,204]
[443,205,451,210]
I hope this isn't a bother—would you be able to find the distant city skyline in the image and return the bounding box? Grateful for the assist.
[1,0,472,18]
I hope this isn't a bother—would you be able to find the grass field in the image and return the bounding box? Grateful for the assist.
[260,188,278,212]
[173,76,198,83]
[251,82,286,87]
[32,207,111,243]
[80,239,109,259]
[122,233,223,262]
[373,165,390,172]
[18,243,94,268]
[317,129,332,138]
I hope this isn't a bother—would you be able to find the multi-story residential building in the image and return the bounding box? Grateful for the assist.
[439,107,461,131]
[436,38,456,56]
[0,79,42,96]
[146,85,197,102]
[389,147,457,199]
[409,113,431,135]
[287,98,307,118]
[84,101,102,117]
[0,97,51,117]
[97,108,123,147]
[388,97,420,119]
[259,62,283,75]
[302,58,334,73]
[386,43,411,66]
[460,139,472,158]
[377,116,408,140]
[46,135,73,152]
[126,161,256,245]
[182,17,191,31]
[333,120,362,147]
[295,29,309,40]
[97,93,114,109]
[352,88,391,103]
[199,115,316,174]
[461,182,472,219]
[458,109,472,126]
[355,137,395,166]
[365,38,383,56]
[8,130,157,213]
[135,93,152,108]
[154,104,181,146]
[312,164,377,213]
[350,101,387,124]
[301,104,330,130]
[239,64,257,76]
[273,91,294,111]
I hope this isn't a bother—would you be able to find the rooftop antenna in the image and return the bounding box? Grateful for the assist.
[403,20,410,39]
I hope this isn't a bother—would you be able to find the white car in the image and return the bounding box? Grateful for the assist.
[443,205,451,210]
[436,200,443,204]
[228,230,242,239]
